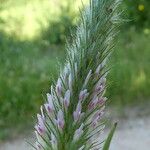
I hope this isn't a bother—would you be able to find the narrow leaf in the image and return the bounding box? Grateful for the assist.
[102,122,117,150]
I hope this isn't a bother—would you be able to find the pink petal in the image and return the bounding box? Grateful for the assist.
[79,89,88,101]
[44,103,53,114]
[57,110,64,129]
[88,96,98,110]
[97,97,107,105]
[64,90,71,108]
[35,124,45,135]
[73,101,82,122]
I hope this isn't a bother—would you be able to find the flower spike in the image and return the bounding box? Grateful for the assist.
[32,0,122,149]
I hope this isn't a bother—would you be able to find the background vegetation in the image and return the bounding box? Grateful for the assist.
[0,0,149,140]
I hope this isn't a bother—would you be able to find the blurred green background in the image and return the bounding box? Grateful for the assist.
[0,0,150,140]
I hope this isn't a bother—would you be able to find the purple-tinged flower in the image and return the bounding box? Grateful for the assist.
[88,96,99,110]
[35,114,45,135]
[91,110,104,128]
[73,101,82,122]
[95,84,103,93]
[56,78,62,96]
[56,110,65,129]
[35,141,42,150]
[79,89,89,101]
[91,113,100,128]
[73,123,84,141]
[100,77,106,87]
[64,90,71,108]
[94,77,106,94]
[97,97,107,106]
[44,104,53,114]
[44,93,54,114]
[83,70,92,88]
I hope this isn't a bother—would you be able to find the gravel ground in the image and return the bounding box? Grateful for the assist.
[110,117,150,150]
[1,107,150,150]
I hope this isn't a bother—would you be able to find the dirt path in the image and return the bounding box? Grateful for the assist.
[110,117,150,150]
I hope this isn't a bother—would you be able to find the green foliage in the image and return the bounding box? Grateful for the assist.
[0,32,65,139]
[0,0,79,43]
[0,0,149,45]
[40,0,77,44]
[0,0,54,40]
[107,28,150,106]
[124,0,150,28]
